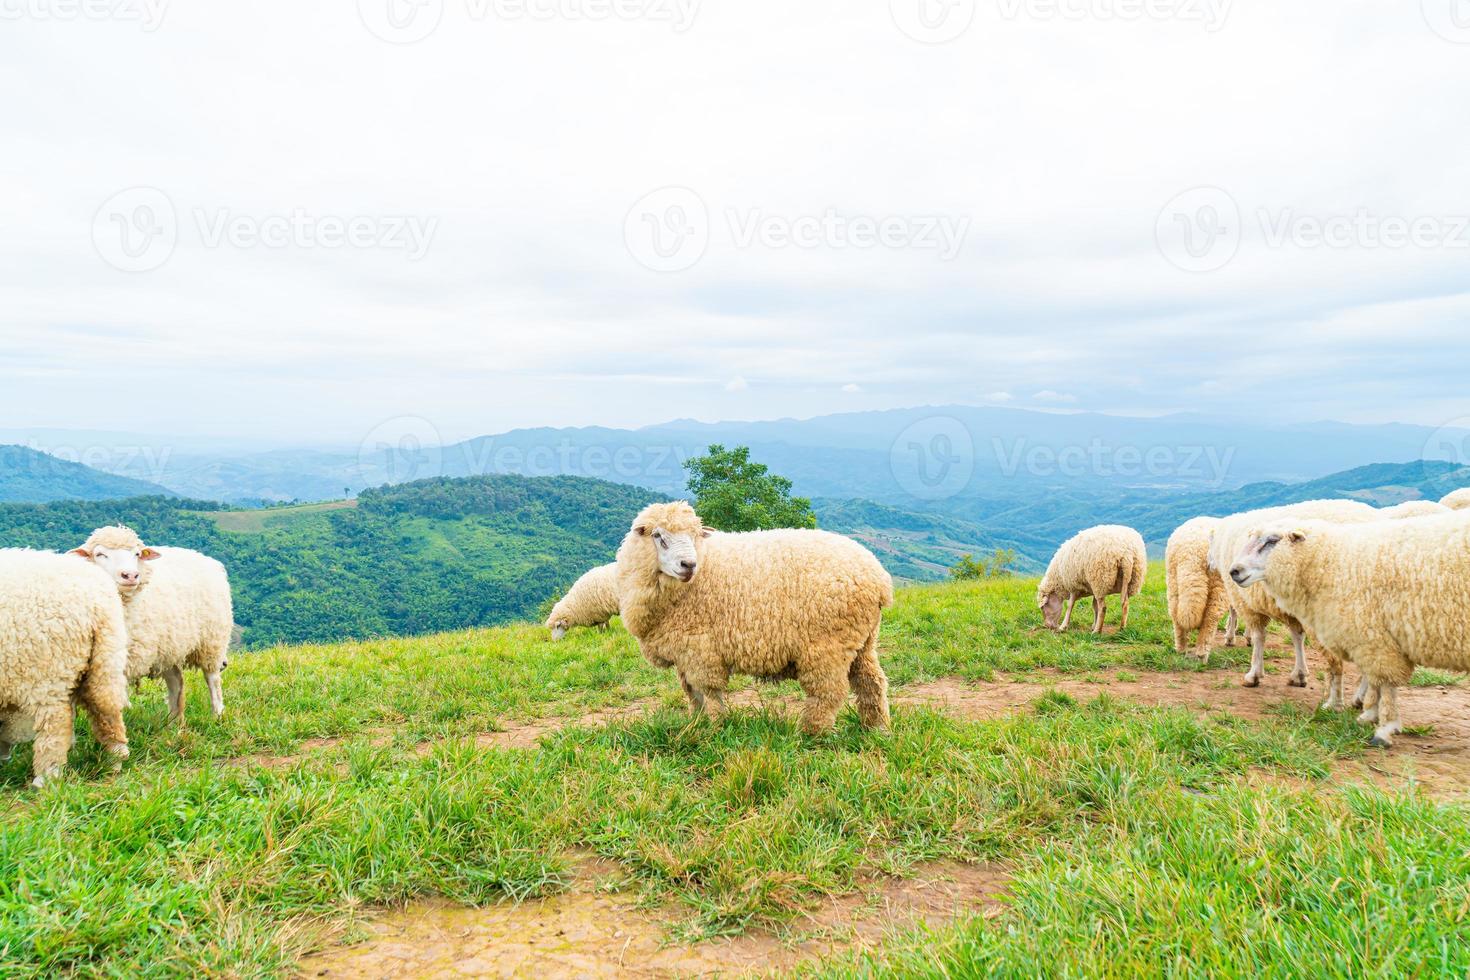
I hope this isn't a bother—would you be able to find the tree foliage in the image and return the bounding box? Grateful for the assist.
[949,548,1016,581]
[684,444,816,532]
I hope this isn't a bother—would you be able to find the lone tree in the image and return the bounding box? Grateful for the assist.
[684,444,817,532]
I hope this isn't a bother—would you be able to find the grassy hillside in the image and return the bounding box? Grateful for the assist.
[0,475,663,647]
[1,570,1464,977]
[0,445,171,503]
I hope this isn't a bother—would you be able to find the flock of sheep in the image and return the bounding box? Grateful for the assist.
[7,487,1469,788]
[0,526,233,786]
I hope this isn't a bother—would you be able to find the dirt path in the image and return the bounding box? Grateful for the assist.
[299,855,1006,979]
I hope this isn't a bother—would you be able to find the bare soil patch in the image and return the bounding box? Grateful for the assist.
[298,856,1006,979]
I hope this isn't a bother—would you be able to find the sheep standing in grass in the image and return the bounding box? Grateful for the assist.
[1229,510,1470,747]
[76,526,234,723]
[1439,488,1470,511]
[1207,499,1380,697]
[545,563,620,640]
[1379,500,1451,519]
[615,501,892,735]
[0,549,130,786]
[1165,517,1232,661]
[1037,525,1147,634]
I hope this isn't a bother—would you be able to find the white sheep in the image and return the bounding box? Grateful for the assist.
[1379,500,1451,519]
[76,526,234,723]
[1164,516,1232,661]
[0,549,131,786]
[1228,509,1470,747]
[1037,525,1147,633]
[545,563,619,640]
[616,501,892,735]
[1437,488,1470,511]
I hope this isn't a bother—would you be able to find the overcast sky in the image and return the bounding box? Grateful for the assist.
[3,0,1469,445]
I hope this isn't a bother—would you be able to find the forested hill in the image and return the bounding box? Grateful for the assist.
[0,445,171,503]
[0,475,663,648]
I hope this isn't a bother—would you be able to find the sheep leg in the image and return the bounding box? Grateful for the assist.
[1286,624,1309,688]
[205,670,225,719]
[29,703,74,788]
[163,666,186,726]
[1172,623,1189,654]
[677,670,706,716]
[1058,596,1076,631]
[848,629,890,730]
[0,741,11,763]
[1357,683,1382,725]
[1350,675,1372,710]
[1369,685,1402,749]
[1242,624,1267,687]
[797,663,848,736]
[79,699,129,770]
[1223,608,1238,646]
[1320,661,1343,712]
[1090,596,1106,634]
[1119,593,1131,630]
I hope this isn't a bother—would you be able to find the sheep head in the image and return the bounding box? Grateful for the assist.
[1036,589,1066,629]
[72,525,160,598]
[1230,523,1310,588]
[626,501,713,584]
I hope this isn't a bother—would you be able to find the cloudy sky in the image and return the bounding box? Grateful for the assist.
[3,0,1469,445]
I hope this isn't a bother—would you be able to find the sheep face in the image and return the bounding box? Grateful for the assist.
[548,620,568,641]
[1230,526,1307,588]
[628,501,712,584]
[74,540,160,595]
[1038,591,1065,629]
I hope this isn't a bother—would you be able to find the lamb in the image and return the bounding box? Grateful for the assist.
[1228,510,1470,747]
[1037,525,1147,633]
[1164,516,1232,661]
[75,526,234,723]
[0,549,130,786]
[1379,500,1451,519]
[545,563,620,640]
[1207,499,1381,697]
[615,501,892,735]
[1438,488,1470,511]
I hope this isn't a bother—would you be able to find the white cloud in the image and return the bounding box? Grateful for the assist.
[985,392,1013,403]
[841,383,862,393]
[724,376,749,392]
[0,3,1467,438]
[1032,390,1078,404]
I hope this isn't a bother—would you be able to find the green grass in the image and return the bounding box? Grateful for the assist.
[199,499,359,534]
[1,566,1466,978]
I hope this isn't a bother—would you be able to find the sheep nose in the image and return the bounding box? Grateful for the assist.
[119,571,138,583]
[1230,567,1246,584]
[679,560,696,572]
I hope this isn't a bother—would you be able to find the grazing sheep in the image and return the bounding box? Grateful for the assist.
[1379,500,1451,519]
[1439,488,1470,511]
[0,549,130,786]
[1228,510,1470,747]
[615,501,892,735]
[1165,517,1232,662]
[75,527,234,724]
[546,563,620,640]
[1207,499,1381,697]
[1037,525,1147,634]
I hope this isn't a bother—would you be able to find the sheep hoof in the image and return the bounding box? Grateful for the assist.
[1368,735,1392,749]
[1287,676,1307,688]
[1242,676,1260,688]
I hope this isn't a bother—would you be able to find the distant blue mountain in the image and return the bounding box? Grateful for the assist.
[0,445,173,504]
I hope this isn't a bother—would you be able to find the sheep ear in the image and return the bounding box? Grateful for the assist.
[700,527,714,538]
[69,547,93,560]
[1288,530,1307,544]
[634,524,649,537]
[140,548,162,561]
